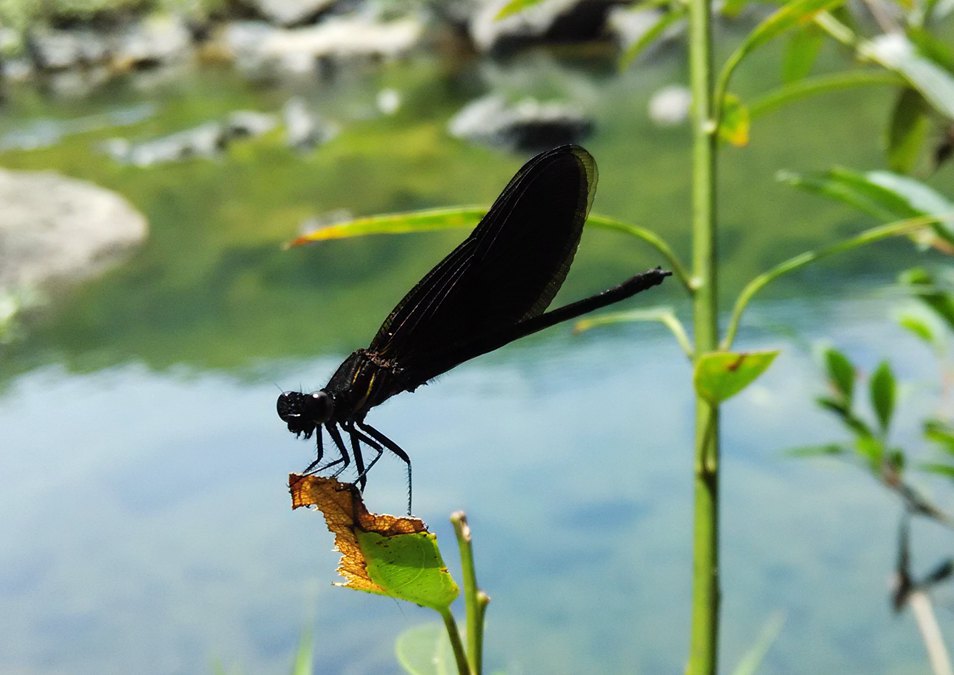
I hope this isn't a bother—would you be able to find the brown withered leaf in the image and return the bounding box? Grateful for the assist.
[289,474,430,595]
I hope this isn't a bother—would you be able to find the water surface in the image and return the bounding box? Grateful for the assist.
[0,46,950,674]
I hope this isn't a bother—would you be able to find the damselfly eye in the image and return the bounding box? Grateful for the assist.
[308,391,333,423]
[276,391,302,421]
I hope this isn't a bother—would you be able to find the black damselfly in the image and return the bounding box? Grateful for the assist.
[278,145,669,511]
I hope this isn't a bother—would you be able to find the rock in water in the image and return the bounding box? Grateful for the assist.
[448,94,593,151]
[0,170,148,295]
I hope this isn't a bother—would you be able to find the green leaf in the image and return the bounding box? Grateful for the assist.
[721,0,752,18]
[737,0,847,57]
[693,350,779,404]
[782,26,825,82]
[786,443,848,457]
[494,0,546,20]
[716,0,847,113]
[815,396,874,437]
[862,171,954,222]
[358,530,460,611]
[815,396,874,436]
[779,169,912,221]
[288,207,485,247]
[920,462,954,479]
[845,416,875,438]
[908,27,954,73]
[869,360,896,433]
[778,167,954,238]
[900,268,954,331]
[618,8,687,71]
[749,70,901,118]
[730,613,786,675]
[862,33,954,119]
[924,418,954,454]
[719,93,751,147]
[291,626,313,675]
[887,88,933,174]
[897,311,939,345]
[290,475,460,616]
[824,347,855,403]
[288,207,693,295]
[854,435,885,469]
[395,624,456,675]
[816,395,849,416]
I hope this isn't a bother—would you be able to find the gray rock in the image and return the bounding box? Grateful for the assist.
[1,57,34,83]
[448,94,593,151]
[468,0,622,53]
[283,97,338,150]
[111,15,193,70]
[247,0,338,27]
[103,121,226,166]
[43,66,113,98]
[27,27,111,70]
[103,110,280,166]
[26,16,192,75]
[0,169,148,295]
[222,15,423,79]
[0,25,19,53]
[225,110,279,139]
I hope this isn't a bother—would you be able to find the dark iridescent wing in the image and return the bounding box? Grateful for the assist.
[367,145,597,378]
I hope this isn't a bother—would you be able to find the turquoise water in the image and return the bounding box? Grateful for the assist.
[0,46,951,673]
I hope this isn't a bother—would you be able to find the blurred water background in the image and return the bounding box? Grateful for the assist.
[0,7,952,673]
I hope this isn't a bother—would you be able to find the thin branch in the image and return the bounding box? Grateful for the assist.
[451,512,485,675]
[722,217,938,349]
[439,608,473,675]
[908,591,954,675]
[574,308,694,359]
[588,215,693,292]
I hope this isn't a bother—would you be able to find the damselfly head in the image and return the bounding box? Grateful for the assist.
[277,390,334,436]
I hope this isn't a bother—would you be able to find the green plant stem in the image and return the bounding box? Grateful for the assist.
[721,217,935,349]
[687,0,720,666]
[573,308,694,359]
[438,608,472,675]
[813,11,860,49]
[587,215,693,292]
[451,512,485,675]
[656,311,695,358]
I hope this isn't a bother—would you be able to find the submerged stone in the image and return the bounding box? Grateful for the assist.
[0,170,148,295]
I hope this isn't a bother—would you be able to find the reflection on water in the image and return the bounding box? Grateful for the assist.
[0,103,157,151]
[0,50,950,674]
[1,295,948,674]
